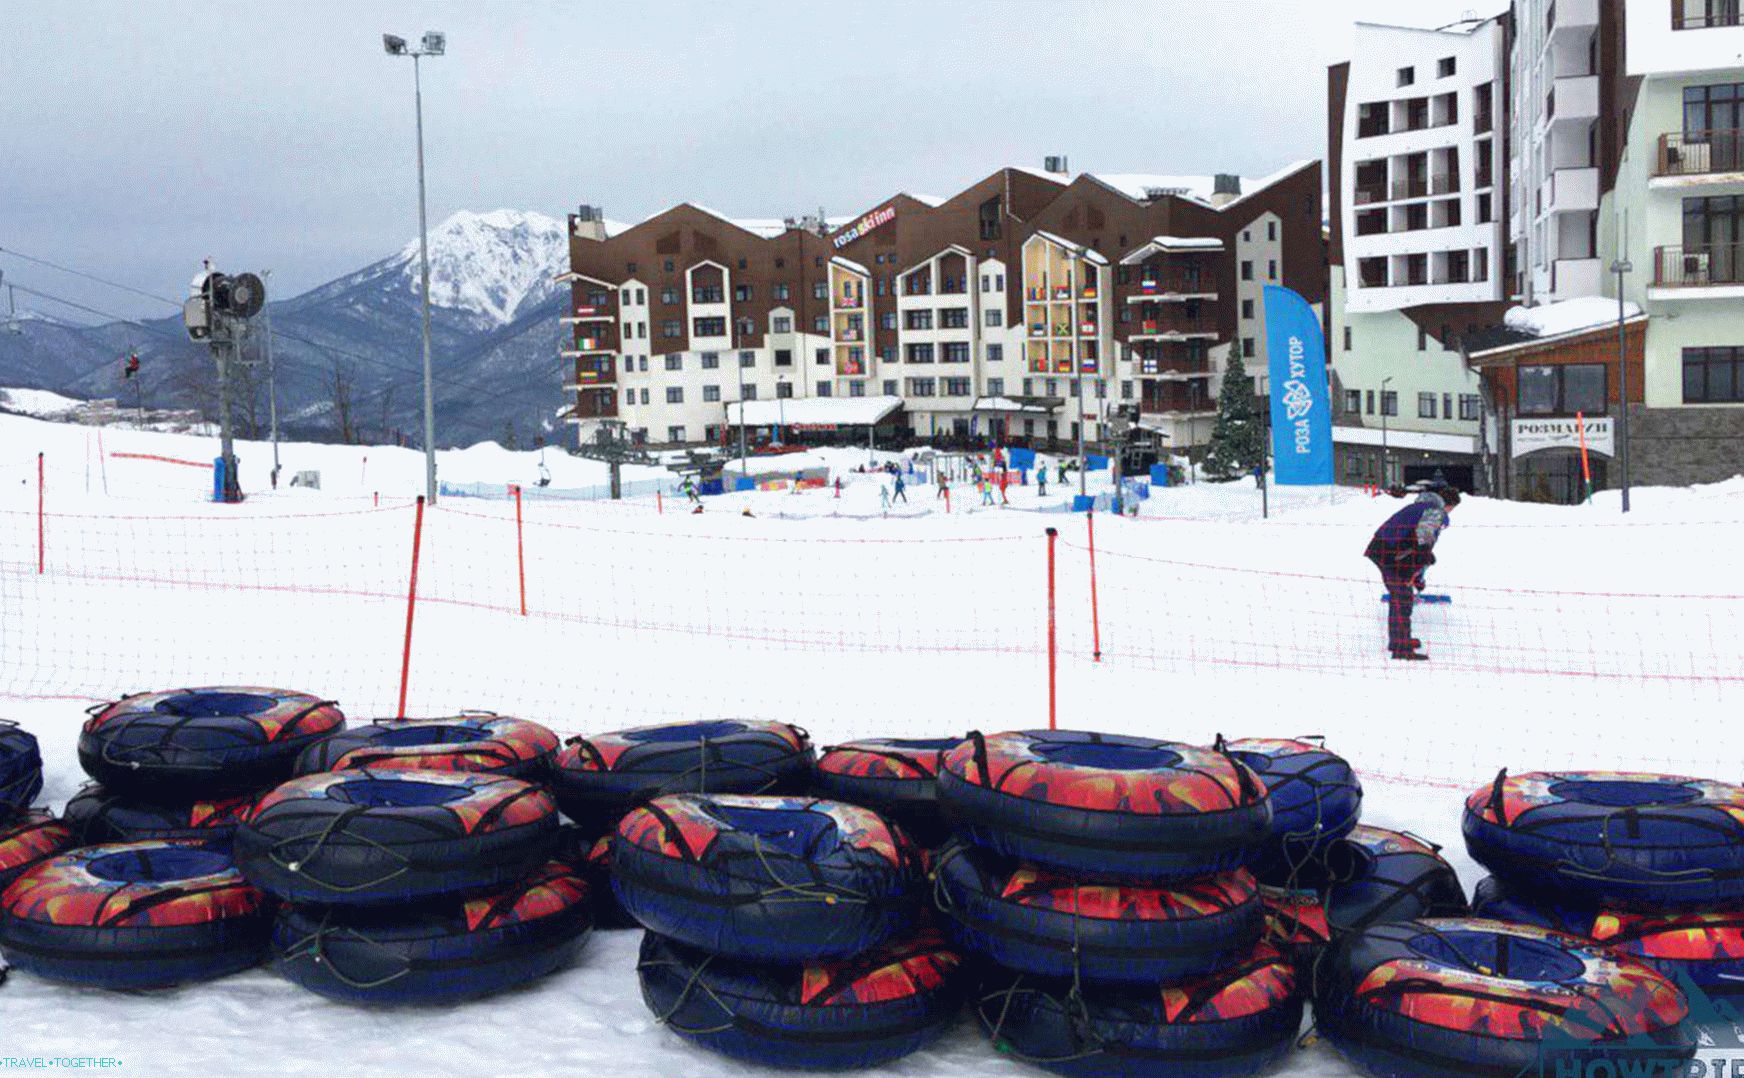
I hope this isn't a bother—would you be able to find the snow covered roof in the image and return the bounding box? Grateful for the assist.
[908,193,947,208]
[1085,161,1317,211]
[727,396,904,428]
[1503,298,1644,339]
[1120,236,1226,263]
[972,396,1059,415]
[830,255,871,277]
[1030,230,1110,265]
[1333,425,1478,454]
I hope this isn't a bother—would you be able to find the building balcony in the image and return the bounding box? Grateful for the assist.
[562,309,615,324]
[1354,184,1388,206]
[1655,244,1744,292]
[1130,320,1219,342]
[562,340,615,357]
[1547,166,1600,213]
[1547,0,1599,36]
[1391,178,1430,201]
[1551,257,1604,297]
[1656,131,1744,182]
[837,328,863,342]
[1430,173,1460,195]
[1676,1,1743,29]
[836,296,863,310]
[1548,75,1600,124]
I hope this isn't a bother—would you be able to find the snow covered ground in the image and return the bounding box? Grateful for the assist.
[1,410,1741,1076]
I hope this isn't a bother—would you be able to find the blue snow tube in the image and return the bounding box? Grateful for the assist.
[79,687,345,798]
[1473,875,1744,1002]
[61,784,252,847]
[934,840,1263,985]
[612,793,924,962]
[814,736,960,847]
[0,841,269,989]
[273,860,593,1004]
[1463,769,1744,909]
[976,942,1304,1078]
[552,719,814,832]
[936,730,1271,882]
[1316,917,1696,1078]
[639,929,966,1070]
[1224,736,1362,884]
[0,721,43,815]
[0,810,74,893]
[234,769,559,905]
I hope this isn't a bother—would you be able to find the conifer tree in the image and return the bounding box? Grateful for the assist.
[1203,349,1266,481]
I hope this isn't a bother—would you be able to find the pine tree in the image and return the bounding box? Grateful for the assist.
[1202,349,1266,481]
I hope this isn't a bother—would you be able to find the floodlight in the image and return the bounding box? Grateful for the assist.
[421,31,445,56]
[383,34,407,55]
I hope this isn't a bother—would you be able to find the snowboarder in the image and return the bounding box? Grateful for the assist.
[1058,462,1069,484]
[1365,487,1460,661]
[893,475,908,503]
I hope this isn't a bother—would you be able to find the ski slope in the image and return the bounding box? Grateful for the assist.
[1,411,1740,1077]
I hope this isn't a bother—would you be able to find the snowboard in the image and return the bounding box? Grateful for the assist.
[1380,593,1452,604]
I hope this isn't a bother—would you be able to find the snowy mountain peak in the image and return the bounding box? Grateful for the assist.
[396,209,567,327]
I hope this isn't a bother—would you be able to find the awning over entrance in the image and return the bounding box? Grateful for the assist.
[726,395,903,428]
[970,395,1062,415]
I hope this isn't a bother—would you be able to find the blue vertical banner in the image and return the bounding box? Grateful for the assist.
[1262,284,1334,486]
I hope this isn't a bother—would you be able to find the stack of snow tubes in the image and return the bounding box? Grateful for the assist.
[1222,737,1467,971]
[813,736,960,848]
[0,687,346,989]
[936,729,1305,1077]
[235,713,590,1005]
[0,722,72,900]
[619,791,966,1068]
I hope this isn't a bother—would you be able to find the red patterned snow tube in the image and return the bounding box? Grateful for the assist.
[0,810,74,892]
[936,730,1270,882]
[815,737,959,846]
[293,714,559,780]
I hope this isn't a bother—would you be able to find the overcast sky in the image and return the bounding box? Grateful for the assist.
[0,0,1507,322]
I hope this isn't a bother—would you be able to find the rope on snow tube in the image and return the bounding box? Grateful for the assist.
[553,824,637,930]
[638,928,966,1070]
[61,783,252,847]
[273,860,592,1004]
[553,719,814,833]
[234,768,558,906]
[814,736,960,847]
[293,713,559,780]
[78,686,345,798]
[933,839,1263,985]
[0,840,268,989]
[975,940,1303,1078]
[0,720,44,816]
[1463,769,1744,909]
[0,810,74,893]
[611,793,924,962]
[1315,916,1696,1078]
[936,729,1271,882]
[1223,735,1362,885]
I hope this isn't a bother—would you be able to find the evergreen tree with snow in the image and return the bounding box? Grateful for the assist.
[1203,349,1266,482]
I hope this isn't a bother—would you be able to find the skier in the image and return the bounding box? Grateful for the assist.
[1058,461,1069,485]
[880,485,891,512]
[1365,486,1460,661]
[980,478,995,506]
[834,476,843,499]
[893,474,908,503]
[1038,469,1048,497]
[937,473,950,500]
[681,477,699,505]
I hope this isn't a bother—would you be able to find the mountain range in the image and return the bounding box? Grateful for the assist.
[0,209,571,448]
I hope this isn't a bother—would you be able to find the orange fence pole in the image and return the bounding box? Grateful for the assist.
[1087,509,1102,662]
[396,495,426,718]
[1045,527,1059,730]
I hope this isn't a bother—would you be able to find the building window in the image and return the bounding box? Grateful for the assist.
[1118,380,1131,400]
[1682,346,1744,403]
[693,317,725,337]
[1518,363,1607,415]
[700,352,719,369]
[1380,390,1398,417]
[773,283,790,301]
[1438,56,1456,78]
[663,260,675,272]
[660,287,679,305]
[940,308,969,329]
[1240,261,1254,281]
[1366,390,1375,415]
[772,316,793,334]
[667,425,685,442]
[943,342,971,363]
[987,344,1004,362]
[1417,326,1428,351]
[742,384,758,400]
[816,381,832,397]
[693,285,722,304]
[624,388,635,405]
[883,380,898,396]
[664,355,682,372]
[703,385,721,402]
[1267,259,1278,280]
[776,381,793,399]
[619,288,634,305]
[1267,221,1277,241]
[812,282,828,300]
[906,343,935,364]
[988,377,1005,396]
[985,309,1002,327]
[1344,389,1362,414]
[1343,325,1353,351]
[1418,392,1437,418]
[660,320,682,339]
[627,262,638,275]
[1459,393,1482,420]
[1242,338,1256,358]
[639,387,650,404]
[880,346,897,363]
[943,378,971,397]
[879,312,897,330]
[815,348,830,365]
[906,378,937,397]
[1397,66,1415,87]
[849,381,866,397]
[812,315,828,333]
[905,310,934,331]
[639,356,648,371]
[1241,299,1255,320]
[666,386,684,404]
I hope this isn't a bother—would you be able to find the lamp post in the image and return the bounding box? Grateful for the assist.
[1611,256,1633,514]
[262,268,280,489]
[777,375,788,444]
[1380,375,1393,488]
[384,30,444,505]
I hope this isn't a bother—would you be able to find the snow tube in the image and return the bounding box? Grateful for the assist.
[273,860,592,1004]
[61,784,252,846]
[234,769,558,905]
[936,730,1270,882]
[0,811,74,893]
[976,942,1303,1078]
[1464,769,1744,909]
[553,719,814,832]
[934,840,1263,985]
[293,714,559,780]
[79,687,345,798]
[1316,917,1695,1078]
[639,929,966,1070]
[1258,826,1468,968]
[1473,875,1744,1002]
[0,721,43,815]
[814,737,959,847]
[1223,736,1361,883]
[612,793,924,962]
[0,841,268,988]
[554,826,636,929]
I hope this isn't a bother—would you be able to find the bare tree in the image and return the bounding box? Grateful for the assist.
[329,361,357,444]
[375,383,398,445]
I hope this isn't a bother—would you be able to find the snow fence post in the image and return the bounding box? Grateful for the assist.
[1087,508,1101,663]
[512,483,527,617]
[1045,527,1058,731]
[657,489,663,515]
[36,452,44,574]
[397,495,426,718]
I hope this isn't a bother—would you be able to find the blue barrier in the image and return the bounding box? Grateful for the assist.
[1149,463,1171,488]
[700,478,724,496]
[1086,454,1110,472]
[1071,494,1095,513]
[735,477,755,492]
[212,458,226,502]
[1007,448,1036,471]
[1122,479,1151,501]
